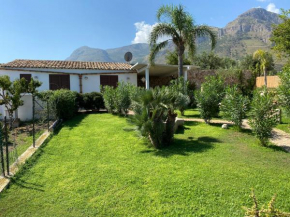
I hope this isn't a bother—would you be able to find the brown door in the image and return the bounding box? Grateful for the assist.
[100,75,118,88]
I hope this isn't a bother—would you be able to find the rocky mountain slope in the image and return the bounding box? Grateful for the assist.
[66,8,281,64]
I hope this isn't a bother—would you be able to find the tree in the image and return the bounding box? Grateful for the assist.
[271,9,290,59]
[0,76,26,127]
[253,49,274,87]
[149,4,217,77]
[193,52,237,70]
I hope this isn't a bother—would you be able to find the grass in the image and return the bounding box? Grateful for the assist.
[0,114,290,216]
[276,111,290,134]
[176,108,223,120]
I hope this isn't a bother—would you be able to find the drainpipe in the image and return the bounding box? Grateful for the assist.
[78,74,83,93]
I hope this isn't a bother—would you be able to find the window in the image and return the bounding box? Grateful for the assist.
[100,75,118,88]
[20,74,32,82]
[49,74,70,90]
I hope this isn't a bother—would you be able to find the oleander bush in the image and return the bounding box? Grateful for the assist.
[220,85,249,130]
[102,82,135,115]
[249,87,278,146]
[195,76,225,123]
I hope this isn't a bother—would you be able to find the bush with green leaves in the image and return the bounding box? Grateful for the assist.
[102,85,116,113]
[114,82,135,115]
[195,76,225,123]
[278,67,290,116]
[102,82,135,115]
[220,85,249,130]
[44,89,79,120]
[169,77,192,115]
[80,92,104,111]
[249,87,278,146]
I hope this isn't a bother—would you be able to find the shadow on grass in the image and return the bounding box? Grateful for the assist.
[62,114,89,131]
[13,179,44,192]
[141,136,221,158]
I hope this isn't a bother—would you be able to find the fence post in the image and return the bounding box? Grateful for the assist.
[32,95,35,148]
[4,116,9,175]
[0,124,5,177]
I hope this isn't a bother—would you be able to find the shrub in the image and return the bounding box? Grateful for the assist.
[220,85,249,130]
[249,87,278,146]
[195,76,225,123]
[80,92,104,111]
[48,89,79,120]
[102,82,135,115]
[102,85,116,113]
[115,82,134,115]
[169,77,193,115]
[132,86,189,149]
[278,67,290,116]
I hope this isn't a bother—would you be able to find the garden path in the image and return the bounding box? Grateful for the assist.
[184,118,290,152]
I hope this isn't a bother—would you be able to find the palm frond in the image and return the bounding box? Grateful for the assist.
[148,40,170,65]
[157,5,173,22]
[149,23,177,45]
[193,25,217,50]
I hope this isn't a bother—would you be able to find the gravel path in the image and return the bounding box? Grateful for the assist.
[184,118,290,152]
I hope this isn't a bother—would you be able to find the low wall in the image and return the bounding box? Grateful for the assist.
[256,76,280,88]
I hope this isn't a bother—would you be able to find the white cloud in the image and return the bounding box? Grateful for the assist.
[132,21,171,44]
[267,3,280,13]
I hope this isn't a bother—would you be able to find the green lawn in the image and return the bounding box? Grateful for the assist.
[276,111,290,134]
[176,108,222,120]
[0,114,290,216]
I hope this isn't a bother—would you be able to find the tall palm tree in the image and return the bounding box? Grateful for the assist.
[149,4,217,77]
[253,49,271,87]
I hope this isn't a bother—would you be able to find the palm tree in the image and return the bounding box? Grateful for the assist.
[253,49,271,87]
[149,4,217,77]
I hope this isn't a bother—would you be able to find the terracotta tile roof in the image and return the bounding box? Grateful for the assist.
[1,59,134,71]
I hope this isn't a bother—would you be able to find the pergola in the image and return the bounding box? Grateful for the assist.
[131,63,198,89]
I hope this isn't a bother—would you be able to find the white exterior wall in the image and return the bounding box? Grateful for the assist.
[0,68,137,120]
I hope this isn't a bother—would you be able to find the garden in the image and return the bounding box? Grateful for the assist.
[1,4,290,217]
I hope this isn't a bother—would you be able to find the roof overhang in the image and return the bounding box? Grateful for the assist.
[131,63,198,77]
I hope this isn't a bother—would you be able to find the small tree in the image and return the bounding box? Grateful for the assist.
[195,76,224,123]
[249,87,278,146]
[0,76,28,127]
[220,86,249,130]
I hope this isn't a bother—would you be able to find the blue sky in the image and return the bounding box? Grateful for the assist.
[0,0,289,63]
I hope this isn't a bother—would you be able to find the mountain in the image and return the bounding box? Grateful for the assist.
[66,8,282,64]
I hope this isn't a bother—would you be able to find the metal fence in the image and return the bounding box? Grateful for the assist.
[0,96,55,177]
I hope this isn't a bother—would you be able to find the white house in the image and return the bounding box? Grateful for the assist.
[0,59,194,120]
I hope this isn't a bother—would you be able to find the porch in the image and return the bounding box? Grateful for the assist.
[131,63,197,89]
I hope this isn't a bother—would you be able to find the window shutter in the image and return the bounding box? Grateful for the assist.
[20,74,32,82]
[49,74,70,90]
[100,75,118,88]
